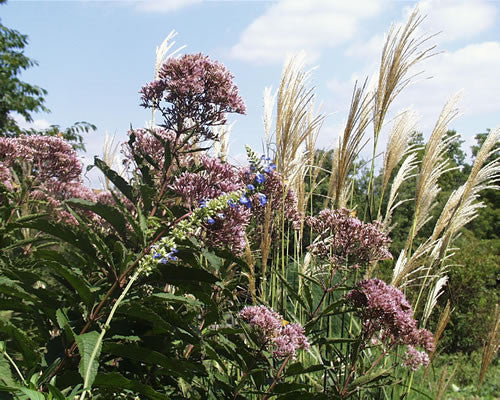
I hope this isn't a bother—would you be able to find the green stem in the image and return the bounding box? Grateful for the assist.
[2,350,26,385]
[80,268,142,400]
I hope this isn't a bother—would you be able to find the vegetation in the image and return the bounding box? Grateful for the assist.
[0,6,498,400]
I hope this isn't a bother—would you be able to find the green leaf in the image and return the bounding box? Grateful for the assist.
[48,263,94,307]
[0,320,39,366]
[75,331,101,390]
[93,372,166,400]
[94,158,135,203]
[102,342,202,380]
[18,388,45,400]
[0,353,14,386]
[55,309,75,343]
[152,293,202,307]
[65,199,128,241]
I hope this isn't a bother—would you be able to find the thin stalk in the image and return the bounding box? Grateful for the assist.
[262,355,292,400]
[80,268,142,400]
[2,349,26,385]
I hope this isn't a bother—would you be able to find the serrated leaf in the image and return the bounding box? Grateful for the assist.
[0,353,14,386]
[75,331,101,390]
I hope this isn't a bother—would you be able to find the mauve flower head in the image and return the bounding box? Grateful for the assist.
[239,305,282,336]
[272,323,310,358]
[239,305,309,359]
[140,53,246,142]
[170,156,250,253]
[306,208,392,268]
[0,135,82,184]
[347,278,434,366]
[403,345,430,371]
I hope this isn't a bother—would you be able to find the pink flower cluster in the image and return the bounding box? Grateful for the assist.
[140,53,246,141]
[0,135,118,225]
[239,305,310,359]
[305,208,392,268]
[347,278,434,370]
[403,345,430,371]
[170,156,251,253]
[0,135,82,186]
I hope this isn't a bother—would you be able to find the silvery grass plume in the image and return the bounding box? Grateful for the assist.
[422,275,448,326]
[378,110,418,219]
[373,8,436,141]
[152,30,186,125]
[263,86,277,151]
[272,52,324,190]
[407,93,461,247]
[212,122,234,162]
[326,80,372,209]
[383,152,419,232]
[392,238,441,288]
[294,102,324,229]
[101,133,123,190]
[432,127,500,244]
[368,7,437,213]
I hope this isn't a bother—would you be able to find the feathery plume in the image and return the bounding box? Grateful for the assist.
[326,80,372,209]
[408,93,461,245]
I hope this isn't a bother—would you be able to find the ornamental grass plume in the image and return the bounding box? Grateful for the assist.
[239,305,310,359]
[347,278,434,370]
[140,53,246,143]
[306,208,392,268]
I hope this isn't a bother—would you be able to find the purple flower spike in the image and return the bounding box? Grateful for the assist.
[258,193,267,206]
[153,253,162,259]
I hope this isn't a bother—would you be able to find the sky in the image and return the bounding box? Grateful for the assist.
[2,0,500,186]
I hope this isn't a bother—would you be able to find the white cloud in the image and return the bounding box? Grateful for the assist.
[392,42,500,126]
[230,0,384,65]
[136,0,202,13]
[409,0,497,43]
[12,114,51,131]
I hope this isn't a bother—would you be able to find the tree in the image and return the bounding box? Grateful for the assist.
[0,1,48,136]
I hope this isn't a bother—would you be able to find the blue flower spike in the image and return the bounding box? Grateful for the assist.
[255,173,266,184]
[247,184,255,191]
[206,217,216,225]
[239,194,252,208]
[258,193,267,206]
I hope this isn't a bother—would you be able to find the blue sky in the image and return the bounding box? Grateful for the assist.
[3,0,500,185]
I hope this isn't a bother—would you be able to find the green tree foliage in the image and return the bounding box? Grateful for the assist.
[0,1,48,136]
